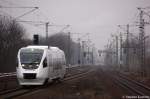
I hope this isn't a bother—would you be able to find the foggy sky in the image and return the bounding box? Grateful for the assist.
[0,0,150,49]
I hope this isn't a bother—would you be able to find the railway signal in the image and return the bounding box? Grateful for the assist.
[33,34,39,45]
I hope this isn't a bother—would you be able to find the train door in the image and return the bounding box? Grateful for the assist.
[52,53,59,79]
[47,51,53,79]
[61,55,66,78]
[57,58,62,78]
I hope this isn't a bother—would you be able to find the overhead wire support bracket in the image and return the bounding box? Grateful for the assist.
[0,6,39,20]
[14,7,39,20]
[0,6,38,9]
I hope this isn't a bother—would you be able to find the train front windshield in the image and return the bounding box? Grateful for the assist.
[20,49,44,65]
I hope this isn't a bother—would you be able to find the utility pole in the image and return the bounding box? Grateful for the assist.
[126,24,130,71]
[78,38,81,65]
[82,41,85,65]
[115,35,119,69]
[91,44,94,65]
[45,22,49,45]
[120,32,123,70]
[138,8,146,77]
[111,34,119,69]
[87,33,90,65]
[87,45,90,65]
[68,32,71,66]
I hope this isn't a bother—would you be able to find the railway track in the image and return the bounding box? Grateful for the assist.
[114,73,150,96]
[0,65,87,92]
[0,87,42,99]
[0,66,94,99]
[97,66,150,98]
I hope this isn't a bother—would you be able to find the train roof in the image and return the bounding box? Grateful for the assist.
[50,47,60,50]
[22,45,62,51]
[19,45,64,55]
[26,45,48,49]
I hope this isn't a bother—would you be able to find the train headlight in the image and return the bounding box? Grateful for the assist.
[22,64,25,67]
[21,64,39,69]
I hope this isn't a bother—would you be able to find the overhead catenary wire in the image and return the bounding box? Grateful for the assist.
[14,7,39,20]
[0,6,39,9]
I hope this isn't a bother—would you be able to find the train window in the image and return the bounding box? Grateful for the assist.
[20,49,43,65]
[43,58,47,68]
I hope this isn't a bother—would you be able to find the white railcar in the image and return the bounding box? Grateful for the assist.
[16,45,66,85]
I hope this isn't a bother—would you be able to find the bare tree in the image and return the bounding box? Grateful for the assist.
[0,16,30,72]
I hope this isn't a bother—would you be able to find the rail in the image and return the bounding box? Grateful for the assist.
[114,73,150,96]
[0,72,16,78]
